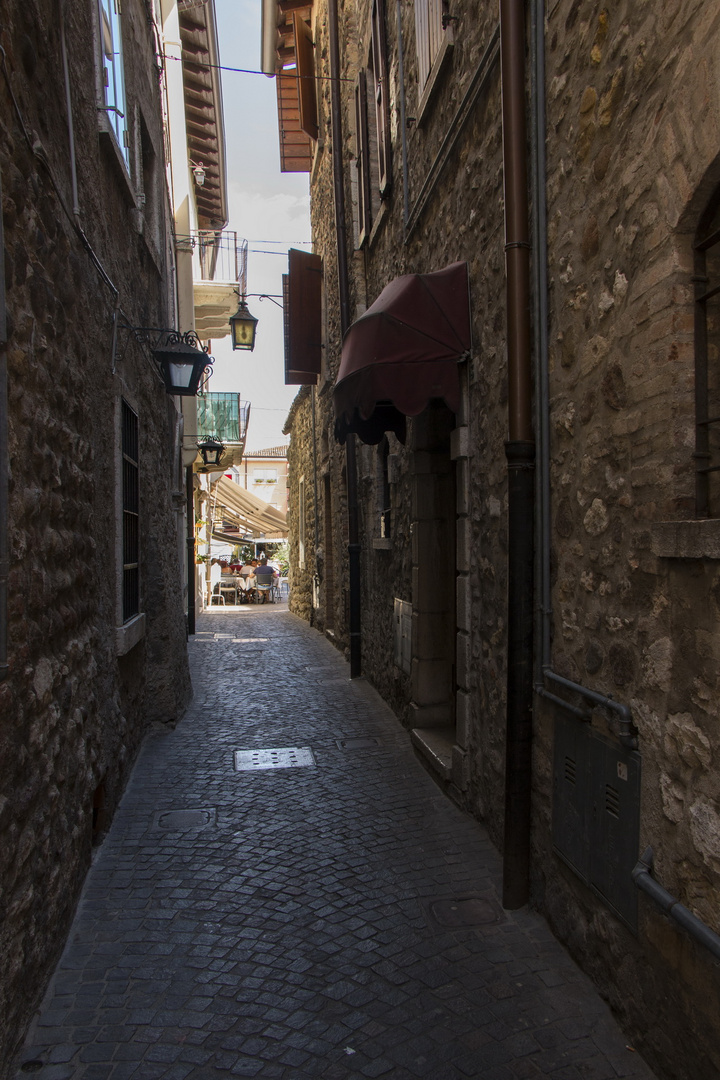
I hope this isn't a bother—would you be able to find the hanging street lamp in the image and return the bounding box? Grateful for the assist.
[151,331,214,396]
[228,236,258,351]
[197,436,225,469]
[229,297,258,351]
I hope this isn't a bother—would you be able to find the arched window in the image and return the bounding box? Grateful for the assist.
[694,186,720,517]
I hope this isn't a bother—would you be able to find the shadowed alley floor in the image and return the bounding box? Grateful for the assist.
[13,605,657,1080]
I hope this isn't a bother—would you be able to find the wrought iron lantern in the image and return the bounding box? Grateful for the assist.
[229,297,258,352]
[197,436,225,469]
[151,331,213,396]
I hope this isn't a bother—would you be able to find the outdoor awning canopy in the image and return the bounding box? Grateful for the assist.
[333,261,471,444]
[211,475,288,540]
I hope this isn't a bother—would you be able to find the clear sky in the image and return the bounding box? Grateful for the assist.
[207,0,312,452]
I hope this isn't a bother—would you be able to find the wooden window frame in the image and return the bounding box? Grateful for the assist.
[293,11,319,142]
[415,0,446,91]
[370,0,392,198]
[98,0,129,163]
[355,70,372,247]
[694,188,720,518]
[121,399,140,622]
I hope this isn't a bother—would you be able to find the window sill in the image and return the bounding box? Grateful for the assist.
[372,537,392,550]
[98,114,136,206]
[311,137,325,187]
[368,199,390,248]
[116,613,146,656]
[417,25,455,126]
[141,227,164,277]
[651,519,720,559]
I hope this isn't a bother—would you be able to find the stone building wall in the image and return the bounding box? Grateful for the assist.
[283,0,720,1075]
[534,3,720,1074]
[0,0,191,1069]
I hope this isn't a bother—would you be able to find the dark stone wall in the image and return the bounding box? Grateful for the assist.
[0,0,191,1069]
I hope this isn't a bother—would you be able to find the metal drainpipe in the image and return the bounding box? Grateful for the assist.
[0,167,8,681]
[500,0,535,911]
[186,466,195,636]
[395,0,410,232]
[328,0,361,677]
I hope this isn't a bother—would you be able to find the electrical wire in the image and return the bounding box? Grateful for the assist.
[162,51,354,82]
[2,43,164,384]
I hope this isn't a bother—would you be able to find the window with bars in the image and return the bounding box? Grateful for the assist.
[122,400,139,621]
[693,189,720,517]
[99,0,129,164]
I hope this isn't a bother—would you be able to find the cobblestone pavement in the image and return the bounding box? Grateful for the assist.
[14,606,658,1080]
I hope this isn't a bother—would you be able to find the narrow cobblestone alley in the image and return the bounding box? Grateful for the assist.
[14,606,658,1080]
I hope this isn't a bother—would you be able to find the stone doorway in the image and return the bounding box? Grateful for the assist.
[409,403,458,782]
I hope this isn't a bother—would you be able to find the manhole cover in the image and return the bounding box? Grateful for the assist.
[234,747,316,771]
[428,896,502,928]
[155,808,216,830]
[336,737,381,749]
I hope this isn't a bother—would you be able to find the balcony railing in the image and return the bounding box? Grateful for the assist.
[197,393,250,446]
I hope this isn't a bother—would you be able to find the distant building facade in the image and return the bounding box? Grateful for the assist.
[272,1,720,1077]
[237,445,289,515]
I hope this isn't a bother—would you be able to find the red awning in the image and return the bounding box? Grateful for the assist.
[333,262,471,444]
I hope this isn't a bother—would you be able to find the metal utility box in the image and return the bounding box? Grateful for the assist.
[553,714,641,931]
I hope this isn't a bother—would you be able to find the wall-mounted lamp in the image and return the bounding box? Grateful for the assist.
[197,436,225,469]
[229,236,259,351]
[229,297,258,351]
[192,162,206,186]
[123,327,213,396]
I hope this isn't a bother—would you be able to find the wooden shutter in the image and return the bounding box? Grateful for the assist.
[371,0,392,196]
[293,11,318,141]
[415,0,431,88]
[355,71,372,245]
[283,250,322,385]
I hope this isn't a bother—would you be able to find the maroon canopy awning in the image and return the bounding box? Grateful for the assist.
[333,262,471,444]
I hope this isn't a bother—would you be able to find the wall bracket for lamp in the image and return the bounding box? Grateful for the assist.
[121,326,214,396]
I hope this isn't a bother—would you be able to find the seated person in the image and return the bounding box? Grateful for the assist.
[240,559,257,598]
[254,558,278,601]
[209,558,223,601]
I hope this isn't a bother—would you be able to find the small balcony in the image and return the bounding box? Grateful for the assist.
[196,393,250,471]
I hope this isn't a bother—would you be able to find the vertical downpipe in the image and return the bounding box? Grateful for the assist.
[0,166,7,681]
[500,0,535,909]
[328,0,362,676]
[186,466,195,636]
[396,0,410,232]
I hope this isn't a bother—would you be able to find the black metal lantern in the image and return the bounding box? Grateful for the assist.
[197,436,225,469]
[151,332,213,396]
[229,298,258,352]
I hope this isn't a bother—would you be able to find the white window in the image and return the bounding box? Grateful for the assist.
[99,0,128,164]
[253,468,278,484]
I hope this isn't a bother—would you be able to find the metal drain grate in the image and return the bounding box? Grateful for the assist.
[155,808,216,830]
[336,737,381,750]
[234,747,316,771]
[426,895,503,929]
